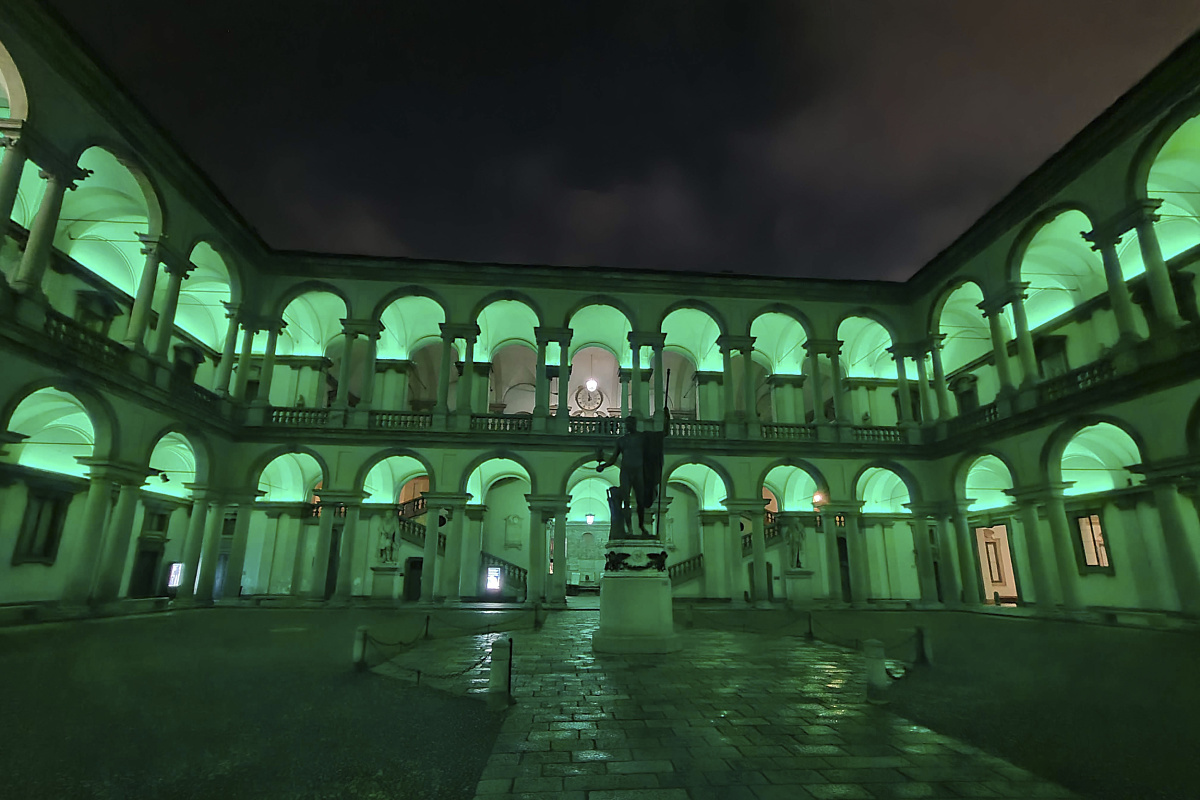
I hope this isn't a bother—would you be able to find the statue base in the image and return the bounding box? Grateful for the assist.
[591,539,682,654]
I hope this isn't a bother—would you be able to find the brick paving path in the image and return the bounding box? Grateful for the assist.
[374,611,1079,800]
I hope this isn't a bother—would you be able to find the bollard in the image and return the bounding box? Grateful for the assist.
[353,625,369,671]
[862,638,890,704]
[489,638,512,696]
[914,626,933,666]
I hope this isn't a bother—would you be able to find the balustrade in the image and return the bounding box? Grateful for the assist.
[372,411,433,430]
[667,553,704,585]
[569,417,625,436]
[481,551,528,586]
[852,426,905,443]
[469,413,532,433]
[668,419,723,439]
[761,423,816,441]
[1037,360,1116,404]
[946,402,999,437]
[44,311,127,370]
[271,407,330,427]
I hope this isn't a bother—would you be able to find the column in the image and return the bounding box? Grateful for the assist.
[420,502,441,603]
[903,506,940,605]
[440,504,464,599]
[1150,481,1200,616]
[951,504,983,605]
[232,323,257,401]
[0,136,28,234]
[618,370,630,417]
[456,332,476,418]
[650,337,665,419]
[61,466,117,606]
[308,501,338,600]
[290,513,309,596]
[221,500,256,600]
[1007,492,1058,609]
[698,511,726,598]
[1041,488,1084,611]
[744,502,769,606]
[549,503,569,605]
[913,350,935,424]
[212,303,240,394]
[739,347,758,432]
[822,513,843,602]
[930,334,953,420]
[1134,203,1184,330]
[334,326,358,408]
[934,514,962,607]
[459,504,486,600]
[334,502,362,600]
[828,344,847,423]
[194,500,229,603]
[1008,286,1040,386]
[720,345,736,423]
[357,324,383,410]
[805,342,826,424]
[11,170,71,294]
[890,347,914,424]
[533,334,549,418]
[394,361,410,411]
[844,509,871,605]
[980,303,1016,393]
[525,496,547,605]
[434,326,454,416]
[251,322,283,407]
[123,236,165,349]
[725,510,745,603]
[628,332,644,419]
[91,479,146,602]
[152,261,192,360]
[1084,230,1142,344]
[555,334,572,426]
[175,492,210,601]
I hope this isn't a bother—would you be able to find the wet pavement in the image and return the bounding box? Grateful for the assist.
[374,611,1080,799]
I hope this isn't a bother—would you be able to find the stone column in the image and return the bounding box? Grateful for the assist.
[175,491,210,601]
[725,510,745,603]
[1006,490,1058,609]
[698,511,726,598]
[440,501,467,599]
[555,333,572,429]
[828,344,847,423]
[820,511,842,602]
[123,236,166,349]
[1008,285,1040,386]
[1133,202,1184,330]
[91,477,148,603]
[913,349,935,424]
[1040,487,1084,611]
[334,325,358,408]
[456,331,477,419]
[152,260,193,361]
[724,500,769,606]
[739,346,759,434]
[212,303,240,395]
[650,336,665,420]
[11,170,74,294]
[618,369,631,417]
[194,499,230,603]
[533,333,549,419]
[930,334,953,420]
[524,495,548,605]
[1083,228,1142,345]
[459,504,487,600]
[628,332,645,419]
[1150,480,1200,616]
[305,501,339,600]
[221,499,258,600]
[290,512,310,596]
[805,342,826,424]
[720,344,736,424]
[394,361,411,410]
[980,302,1016,393]
[232,322,257,401]
[934,514,962,607]
[889,347,914,424]
[251,322,284,407]
[950,504,983,605]
[356,323,383,411]
[549,501,569,605]
[903,505,940,605]
[334,501,363,601]
[0,135,27,229]
[843,508,871,605]
[62,461,121,606]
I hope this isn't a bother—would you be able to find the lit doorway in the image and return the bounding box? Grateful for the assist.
[975,524,1018,605]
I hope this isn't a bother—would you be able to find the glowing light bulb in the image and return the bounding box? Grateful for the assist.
[585,378,598,392]
[813,492,824,504]
[586,513,595,525]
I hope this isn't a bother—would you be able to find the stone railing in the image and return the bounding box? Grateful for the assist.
[669,420,723,438]
[481,551,528,587]
[43,310,127,370]
[569,417,625,436]
[1038,359,1116,404]
[372,411,433,430]
[394,515,445,554]
[946,402,999,437]
[852,425,905,443]
[396,496,427,520]
[761,423,816,441]
[742,515,785,556]
[668,553,704,585]
[470,413,532,433]
[271,407,330,426]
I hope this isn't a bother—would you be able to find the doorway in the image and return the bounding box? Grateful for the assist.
[403,557,423,601]
[837,537,853,602]
[975,523,1018,605]
[128,541,163,598]
[324,526,342,600]
[746,561,775,602]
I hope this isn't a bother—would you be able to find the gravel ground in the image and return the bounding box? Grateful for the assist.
[0,608,505,800]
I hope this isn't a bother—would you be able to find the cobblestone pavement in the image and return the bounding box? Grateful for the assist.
[375,611,1079,800]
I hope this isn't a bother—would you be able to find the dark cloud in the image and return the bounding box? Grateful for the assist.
[43,0,1200,279]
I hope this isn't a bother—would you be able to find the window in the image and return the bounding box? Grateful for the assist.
[13,490,70,565]
[984,540,1004,583]
[1076,513,1112,573]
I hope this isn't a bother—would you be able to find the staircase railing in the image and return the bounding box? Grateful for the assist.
[743,514,785,556]
[394,515,445,555]
[396,496,426,520]
[481,551,528,587]
[668,553,704,585]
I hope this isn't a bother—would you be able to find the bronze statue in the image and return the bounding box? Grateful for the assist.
[597,406,669,538]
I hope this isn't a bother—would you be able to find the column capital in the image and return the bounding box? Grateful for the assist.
[423,491,473,507]
[698,510,728,524]
[1004,483,1073,505]
[341,317,385,338]
[1129,458,1200,486]
[524,493,571,515]
[977,294,1011,317]
[767,372,806,388]
[74,458,153,486]
[716,334,755,353]
[465,503,488,521]
[259,501,313,518]
[721,498,768,513]
[817,501,864,515]
[629,330,666,349]
[439,322,480,342]
[315,489,368,505]
[534,326,572,345]
[803,338,842,356]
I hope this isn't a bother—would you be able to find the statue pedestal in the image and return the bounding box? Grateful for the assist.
[592,539,682,654]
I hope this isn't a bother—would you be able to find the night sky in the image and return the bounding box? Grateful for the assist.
[43,1,1200,280]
